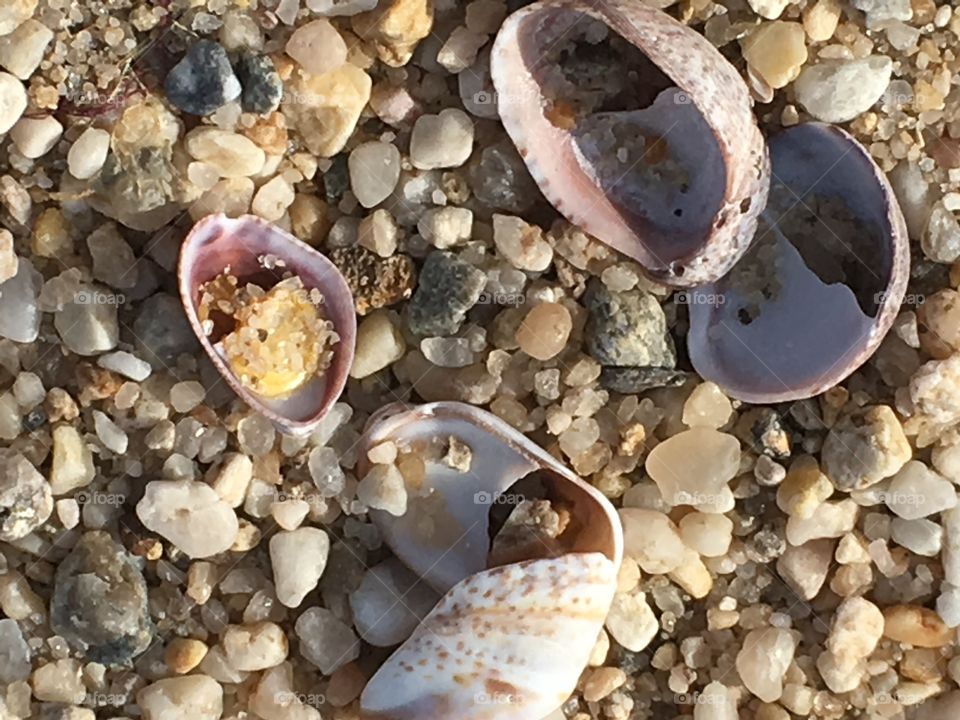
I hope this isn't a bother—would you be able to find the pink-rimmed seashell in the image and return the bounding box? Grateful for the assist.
[356,401,622,720]
[178,214,356,435]
[688,123,909,404]
[490,0,769,286]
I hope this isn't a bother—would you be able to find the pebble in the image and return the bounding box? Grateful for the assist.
[67,127,110,180]
[50,531,152,664]
[0,258,41,342]
[283,64,372,157]
[296,606,360,674]
[97,351,151,381]
[943,508,960,586]
[350,558,439,646]
[682,381,733,429]
[418,206,473,248]
[585,283,675,368]
[777,456,832,518]
[93,410,127,454]
[516,302,572,361]
[235,54,283,114]
[776,539,833,600]
[645,428,740,508]
[604,591,658,652]
[350,310,406,378]
[0,0,36,35]
[358,463,408,516]
[164,40,241,116]
[286,19,348,75]
[133,294,199,366]
[165,638,209,674]
[0,228,15,283]
[0,72,27,134]
[803,0,841,41]
[54,285,120,356]
[10,115,63,158]
[0,18,51,80]
[582,666,626,703]
[358,209,399,257]
[786,499,858,545]
[619,508,687,573]
[32,658,85,703]
[852,0,912,25]
[224,622,289,670]
[308,0,379,14]
[695,682,738,720]
[170,381,206,413]
[821,405,911,490]
[351,0,434,66]
[270,527,330,607]
[409,109,475,170]
[740,21,807,89]
[49,425,95,495]
[884,460,957,519]
[747,0,790,19]
[883,604,953,648]
[0,453,51,541]
[138,675,223,720]
[736,628,797,702]
[136,480,240,558]
[678,512,733,558]
[408,250,485,336]
[493,214,553,272]
[185,127,266,177]
[251,663,322,720]
[0,618,30,683]
[87,223,138,289]
[349,141,401,208]
[891,517,942,556]
[794,56,893,123]
[251,175,295,221]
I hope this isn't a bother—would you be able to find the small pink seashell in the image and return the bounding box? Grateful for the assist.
[687,123,910,403]
[490,0,769,286]
[178,213,356,435]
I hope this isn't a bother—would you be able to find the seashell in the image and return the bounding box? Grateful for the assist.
[687,123,909,403]
[490,0,769,286]
[356,401,622,720]
[178,213,356,435]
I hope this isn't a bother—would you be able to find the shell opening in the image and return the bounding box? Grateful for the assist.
[520,7,726,262]
[486,469,614,568]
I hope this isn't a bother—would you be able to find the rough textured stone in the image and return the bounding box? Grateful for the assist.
[407,251,486,336]
[51,531,152,664]
[585,282,675,368]
[164,40,241,116]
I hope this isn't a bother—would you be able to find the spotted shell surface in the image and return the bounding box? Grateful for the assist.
[178,213,356,435]
[490,0,770,287]
[688,123,910,403]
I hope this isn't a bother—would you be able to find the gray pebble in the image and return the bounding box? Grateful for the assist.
[133,293,199,368]
[164,40,241,116]
[236,53,283,114]
[408,251,486,336]
[51,531,153,664]
[585,282,676,368]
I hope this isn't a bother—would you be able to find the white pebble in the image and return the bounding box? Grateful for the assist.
[136,480,240,558]
[10,115,62,158]
[410,109,475,170]
[138,675,223,720]
[794,56,893,123]
[67,127,111,180]
[97,351,152,381]
[0,19,53,80]
[270,527,330,607]
[349,141,401,208]
[0,72,25,135]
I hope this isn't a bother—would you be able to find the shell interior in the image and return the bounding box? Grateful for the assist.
[688,124,909,403]
[358,401,622,594]
[178,214,356,434]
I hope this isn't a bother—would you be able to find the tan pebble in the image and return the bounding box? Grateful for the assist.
[900,648,945,683]
[515,302,572,361]
[883,605,953,648]
[588,628,610,667]
[777,455,833,518]
[241,111,288,156]
[615,556,641,593]
[741,21,807,89]
[803,0,841,42]
[326,662,367,707]
[285,19,347,75]
[351,0,434,67]
[165,638,209,674]
[582,667,626,702]
[668,547,713,599]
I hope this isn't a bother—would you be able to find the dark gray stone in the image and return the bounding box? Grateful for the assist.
[599,366,689,394]
[133,293,199,368]
[585,282,676,368]
[236,53,283,114]
[408,251,486,336]
[164,40,241,116]
[51,531,153,665]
